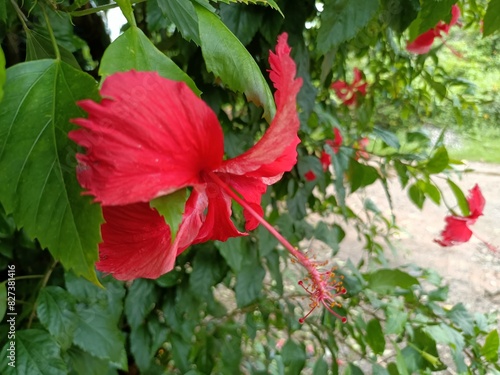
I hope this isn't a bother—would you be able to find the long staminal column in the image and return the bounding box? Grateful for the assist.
[207,171,347,323]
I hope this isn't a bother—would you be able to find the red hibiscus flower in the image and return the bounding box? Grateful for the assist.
[331,68,367,106]
[70,33,302,280]
[320,151,331,172]
[434,184,484,247]
[407,5,460,54]
[325,127,343,154]
[304,170,316,181]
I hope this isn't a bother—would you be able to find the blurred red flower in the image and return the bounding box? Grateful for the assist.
[304,170,316,181]
[407,5,460,54]
[354,137,370,160]
[331,68,367,106]
[325,127,343,154]
[320,151,331,171]
[435,184,484,247]
[70,33,302,280]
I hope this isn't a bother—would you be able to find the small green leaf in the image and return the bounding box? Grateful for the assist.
[0,47,5,102]
[448,303,474,336]
[314,222,345,253]
[36,286,79,350]
[373,126,401,150]
[313,357,329,375]
[99,26,200,95]
[349,161,379,193]
[220,3,263,46]
[484,0,500,36]
[329,147,351,212]
[195,3,275,122]
[481,329,499,362]
[115,0,135,26]
[235,248,265,307]
[366,318,386,355]
[150,189,189,242]
[317,0,379,53]
[381,0,420,33]
[409,183,426,209]
[281,340,306,375]
[423,73,447,99]
[423,180,441,204]
[124,279,158,329]
[156,0,200,44]
[446,179,470,216]
[66,346,110,375]
[170,334,191,373]
[0,60,102,283]
[189,248,226,300]
[0,329,68,374]
[216,237,245,272]
[366,269,419,294]
[426,146,449,174]
[372,364,390,375]
[26,30,81,70]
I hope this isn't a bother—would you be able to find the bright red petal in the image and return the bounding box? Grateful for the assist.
[434,216,473,247]
[320,151,331,171]
[407,30,437,54]
[353,68,362,84]
[450,5,460,27]
[305,170,316,181]
[229,175,267,231]
[70,71,224,205]
[467,184,485,220]
[97,203,175,280]
[216,33,302,181]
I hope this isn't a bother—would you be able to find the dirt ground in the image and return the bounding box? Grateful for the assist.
[337,161,500,314]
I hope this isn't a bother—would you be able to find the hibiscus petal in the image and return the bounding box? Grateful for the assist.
[216,33,302,181]
[434,216,473,247]
[320,151,331,171]
[97,203,175,280]
[467,184,485,220]
[229,175,267,231]
[406,29,437,54]
[70,70,224,205]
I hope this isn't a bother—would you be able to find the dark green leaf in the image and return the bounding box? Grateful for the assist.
[373,127,401,149]
[425,146,449,174]
[0,1,5,23]
[366,319,386,355]
[219,329,242,372]
[235,248,265,307]
[394,161,409,188]
[0,282,5,322]
[36,286,78,350]
[129,325,155,372]
[0,60,102,283]
[157,0,200,44]
[408,0,457,41]
[265,250,283,295]
[317,0,379,53]
[73,304,126,366]
[216,237,245,272]
[372,364,390,375]
[125,279,158,329]
[66,346,110,375]
[345,363,364,375]
[446,179,470,216]
[189,248,226,300]
[0,47,5,102]
[99,26,200,95]
[484,0,500,36]
[366,269,419,293]
[349,161,379,193]
[150,189,189,241]
[447,303,474,336]
[481,329,499,362]
[220,3,263,46]
[0,329,67,374]
[330,147,351,212]
[314,222,345,253]
[195,3,275,122]
[313,357,328,375]
[25,30,81,70]
[257,224,278,258]
[423,323,465,349]
[281,340,306,375]
[170,334,191,373]
[381,0,420,32]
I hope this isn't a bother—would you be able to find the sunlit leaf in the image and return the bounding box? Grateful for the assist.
[150,188,189,242]
[481,329,499,363]
[446,179,470,216]
[366,269,419,293]
[484,0,500,36]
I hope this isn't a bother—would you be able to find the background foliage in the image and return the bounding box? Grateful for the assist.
[1,0,499,374]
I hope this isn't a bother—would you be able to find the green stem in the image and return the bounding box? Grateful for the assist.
[9,0,30,32]
[70,0,146,18]
[27,260,59,329]
[9,274,44,281]
[40,5,61,61]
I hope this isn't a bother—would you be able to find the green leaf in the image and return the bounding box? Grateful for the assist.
[66,346,110,375]
[170,334,191,373]
[313,357,329,375]
[25,30,81,70]
[195,3,275,122]
[349,161,379,193]
[317,0,379,53]
[157,0,200,44]
[281,340,306,375]
[366,269,419,294]
[408,0,457,41]
[425,146,449,174]
[220,3,263,46]
[394,161,409,188]
[216,237,245,272]
[211,0,282,15]
[423,323,465,349]
[314,222,345,253]
[115,0,135,26]
[0,60,102,283]
[329,147,351,212]
[125,279,158,329]
[381,0,420,33]
[0,47,5,102]
[36,286,78,350]
[446,179,470,216]
[408,182,426,209]
[373,126,400,150]
[372,364,390,375]
[99,26,200,95]
[423,181,441,204]
[257,224,278,258]
[73,304,126,366]
[189,248,226,300]
[235,247,265,307]
[0,1,6,23]
[0,329,67,374]
[447,303,474,336]
[129,324,163,372]
[150,189,189,242]
[423,73,447,99]
[481,329,499,362]
[484,0,500,36]
[366,319,386,355]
